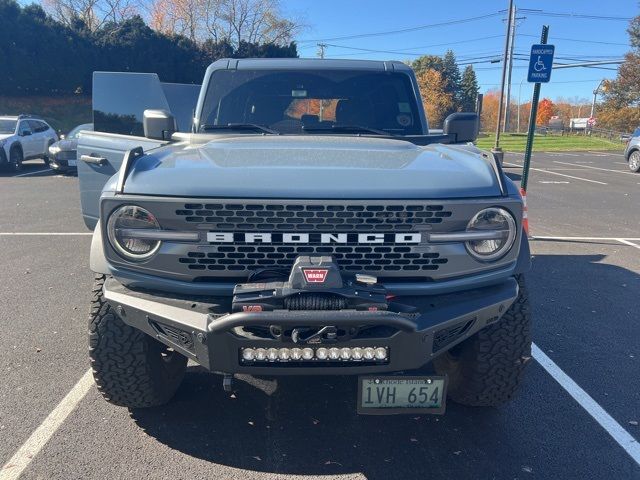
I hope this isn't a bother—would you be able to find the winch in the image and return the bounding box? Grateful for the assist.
[232,256,389,313]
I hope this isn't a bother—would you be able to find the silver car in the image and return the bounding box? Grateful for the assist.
[624,127,640,173]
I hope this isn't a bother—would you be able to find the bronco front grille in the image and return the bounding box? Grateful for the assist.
[179,246,448,273]
[175,203,452,232]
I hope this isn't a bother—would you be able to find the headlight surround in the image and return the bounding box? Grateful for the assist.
[465,207,517,262]
[107,205,161,261]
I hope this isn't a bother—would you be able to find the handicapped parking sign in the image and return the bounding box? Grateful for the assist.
[527,44,555,83]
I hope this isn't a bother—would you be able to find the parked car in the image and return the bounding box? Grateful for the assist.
[48,123,93,173]
[624,127,640,173]
[0,115,58,171]
[78,60,532,415]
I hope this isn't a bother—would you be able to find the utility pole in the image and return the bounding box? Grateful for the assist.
[590,79,606,118]
[317,43,327,59]
[492,0,515,164]
[503,5,520,132]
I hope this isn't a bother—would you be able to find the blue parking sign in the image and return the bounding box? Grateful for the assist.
[527,44,555,83]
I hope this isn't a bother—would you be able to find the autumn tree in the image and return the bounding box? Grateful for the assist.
[536,98,554,126]
[149,0,300,45]
[598,12,640,131]
[479,89,500,132]
[412,50,462,117]
[416,68,453,128]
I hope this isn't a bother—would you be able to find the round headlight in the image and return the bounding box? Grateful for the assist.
[107,205,161,261]
[465,208,517,262]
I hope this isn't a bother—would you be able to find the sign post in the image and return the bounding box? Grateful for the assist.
[521,26,553,194]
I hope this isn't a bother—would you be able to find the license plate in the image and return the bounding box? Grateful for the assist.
[68,160,77,166]
[358,375,447,415]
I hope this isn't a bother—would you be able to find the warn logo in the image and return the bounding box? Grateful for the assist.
[303,269,328,283]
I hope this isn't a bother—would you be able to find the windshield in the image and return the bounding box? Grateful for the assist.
[0,119,17,134]
[67,123,93,139]
[199,69,422,135]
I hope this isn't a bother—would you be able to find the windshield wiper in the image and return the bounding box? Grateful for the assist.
[302,124,394,136]
[200,123,280,134]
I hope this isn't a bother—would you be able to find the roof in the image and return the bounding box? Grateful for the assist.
[210,57,413,72]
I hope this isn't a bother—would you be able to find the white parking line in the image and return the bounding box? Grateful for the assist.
[617,239,640,250]
[503,162,608,185]
[0,232,92,236]
[11,169,52,178]
[554,161,635,176]
[0,370,94,480]
[532,344,640,466]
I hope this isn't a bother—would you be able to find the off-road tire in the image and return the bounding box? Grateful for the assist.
[434,274,532,407]
[629,150,640,173]
[89,274,188,408]
[9,146,23,172]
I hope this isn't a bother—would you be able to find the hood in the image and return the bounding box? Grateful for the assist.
[52,138,78,151]
[0,134,13,142]
[124,135,502,199]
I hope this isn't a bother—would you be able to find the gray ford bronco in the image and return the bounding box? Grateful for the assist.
[78,59,531,414]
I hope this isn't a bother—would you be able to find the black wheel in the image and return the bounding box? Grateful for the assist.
[629,150,640,173]
[89,274,188,408]
[9,146,23,172]
[434,275,532,407]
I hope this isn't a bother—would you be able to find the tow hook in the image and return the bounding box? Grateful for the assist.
[291,325,338,344]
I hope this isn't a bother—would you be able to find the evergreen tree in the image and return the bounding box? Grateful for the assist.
[459,65,479,112]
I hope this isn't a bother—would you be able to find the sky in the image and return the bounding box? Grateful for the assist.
[284,0,636,103]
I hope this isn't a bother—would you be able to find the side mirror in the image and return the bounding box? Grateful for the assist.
[143,109,176,140]
[20,129,32,137]
[443,112,479,143]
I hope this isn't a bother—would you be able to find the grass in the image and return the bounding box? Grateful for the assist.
[476,133,624,152]
[0,95,92,134]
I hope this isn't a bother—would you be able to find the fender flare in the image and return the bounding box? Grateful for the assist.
[90,224,110,274]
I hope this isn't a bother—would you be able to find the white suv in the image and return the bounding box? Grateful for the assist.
[0,115,59,172]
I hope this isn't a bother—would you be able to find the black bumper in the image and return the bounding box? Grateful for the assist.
[103,277,519,375]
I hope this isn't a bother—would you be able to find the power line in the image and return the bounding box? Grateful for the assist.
[297,12,502,43]
[518,33,629,46]
[519,10,632,21]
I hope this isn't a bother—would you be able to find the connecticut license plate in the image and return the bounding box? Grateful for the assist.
[357,376,447,415]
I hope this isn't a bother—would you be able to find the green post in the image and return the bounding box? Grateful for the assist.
[521,25,549,191]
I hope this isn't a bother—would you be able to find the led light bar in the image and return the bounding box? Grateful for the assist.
[241,346,388,363]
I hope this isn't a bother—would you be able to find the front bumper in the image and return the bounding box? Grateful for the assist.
[103,276,519,375]
[49,155,77,172]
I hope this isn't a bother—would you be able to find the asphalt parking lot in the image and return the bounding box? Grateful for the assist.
[1,152,639,479]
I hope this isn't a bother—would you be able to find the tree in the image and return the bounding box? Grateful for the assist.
[42,0,138,31]
[412,50,462,116]
[598,13,640,131]
[149,0,301,45]
[416,68,453,128]
[536,98,554,126]
[459,65,478,112]
[479,89,500,132]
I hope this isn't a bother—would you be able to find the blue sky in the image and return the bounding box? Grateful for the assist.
[285,0,636,102]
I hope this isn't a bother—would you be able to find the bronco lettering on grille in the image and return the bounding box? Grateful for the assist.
[206,232,422,244]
